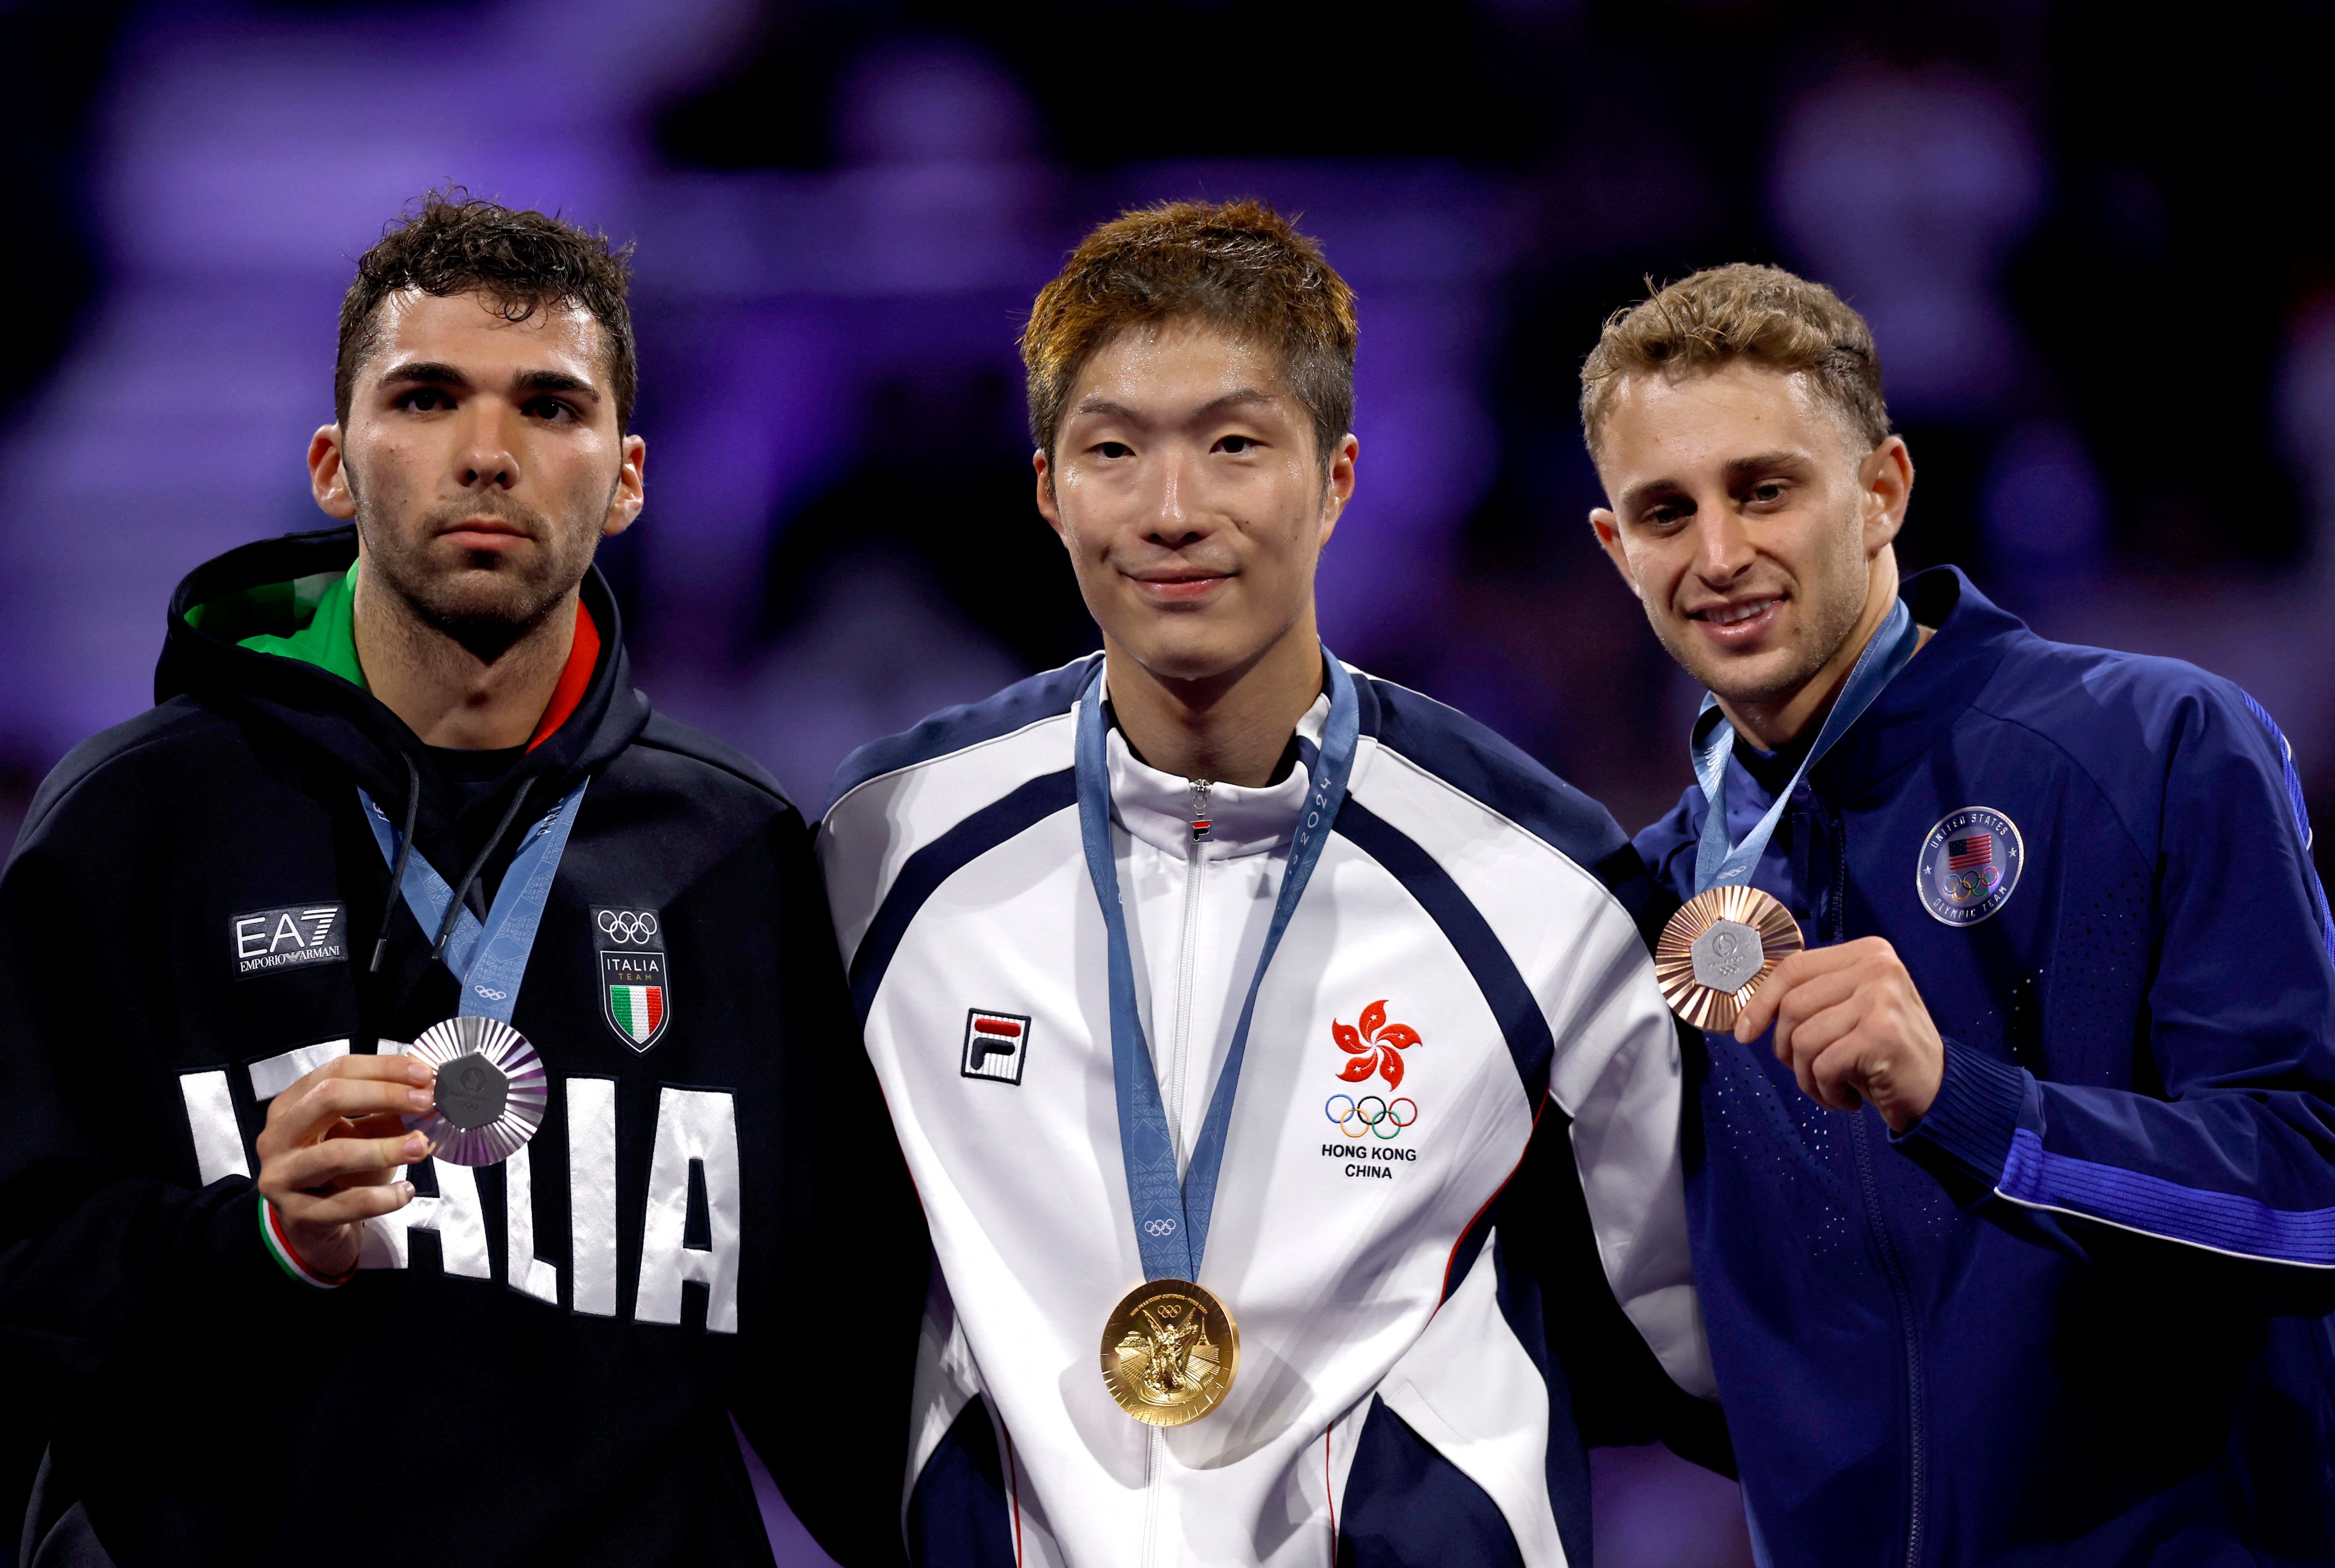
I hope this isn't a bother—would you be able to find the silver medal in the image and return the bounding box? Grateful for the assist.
[402,1015,547,1167]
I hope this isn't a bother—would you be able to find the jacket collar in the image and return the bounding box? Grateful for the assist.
[1812,565,2027,802]
[1106,692,1330,860]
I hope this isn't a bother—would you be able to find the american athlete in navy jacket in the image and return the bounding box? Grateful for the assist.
[1581,263,2335,1566]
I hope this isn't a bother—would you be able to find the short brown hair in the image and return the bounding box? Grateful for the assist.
[335,189,638,430]
[1579,263,1888,458]
[1021,198,1358,472]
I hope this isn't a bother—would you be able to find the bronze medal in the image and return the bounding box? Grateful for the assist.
[1100,1279,1239,1426]
[1655,884,1804,1032]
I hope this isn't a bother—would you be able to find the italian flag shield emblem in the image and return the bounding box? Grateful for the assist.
[598,944,672,1051]
[608,983,663,1043]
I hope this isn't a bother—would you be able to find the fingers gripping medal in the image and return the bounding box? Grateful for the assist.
[359,777,591,1167]
[1656,885,1804,1031]
[1670,597,1922,1030]
[1076,652,1359,1425]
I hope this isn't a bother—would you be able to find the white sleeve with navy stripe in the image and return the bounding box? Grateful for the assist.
[819,655,1711,1568]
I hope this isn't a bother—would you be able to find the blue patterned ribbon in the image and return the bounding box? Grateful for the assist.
[1075,651,1360,1282]
[1691,597,1919,895]
[359,779,588,1025]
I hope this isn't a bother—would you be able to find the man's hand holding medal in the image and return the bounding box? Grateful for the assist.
[1735,937,1944,1134]
[254,1054,435,1279]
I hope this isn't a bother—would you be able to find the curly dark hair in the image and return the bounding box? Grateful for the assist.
[335,189,637,430]
[1021,198,1357,473]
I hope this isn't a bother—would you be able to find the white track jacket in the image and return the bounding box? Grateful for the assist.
[818,655,1713,1568]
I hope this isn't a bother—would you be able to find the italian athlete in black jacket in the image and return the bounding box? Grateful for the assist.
[0,196,920,1567]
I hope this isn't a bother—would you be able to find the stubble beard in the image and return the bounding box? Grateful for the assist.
[354,488,602,665]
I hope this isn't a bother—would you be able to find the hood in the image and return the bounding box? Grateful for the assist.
[160,525,650,855]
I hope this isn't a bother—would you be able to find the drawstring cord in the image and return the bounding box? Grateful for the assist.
[368,754,421,975]
[431,774,535,960]
[367,761,539,969]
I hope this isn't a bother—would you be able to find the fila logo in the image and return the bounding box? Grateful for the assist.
[961,1009,1030,1086]
[232,903,348,978]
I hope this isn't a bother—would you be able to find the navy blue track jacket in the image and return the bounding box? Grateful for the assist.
[1635,567,2335,1567]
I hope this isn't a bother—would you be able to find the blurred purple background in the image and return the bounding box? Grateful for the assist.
[7,1,2334,1563]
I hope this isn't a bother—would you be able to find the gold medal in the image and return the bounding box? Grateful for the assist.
[1655,884,1804,1031]
[1100,1279,1239,1426]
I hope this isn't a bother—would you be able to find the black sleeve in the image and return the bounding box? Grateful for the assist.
[729,811,929,1568]
[0,776,349,1568]
[0,805,303,1395]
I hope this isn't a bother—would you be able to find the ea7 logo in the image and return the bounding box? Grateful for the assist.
[961,1009,1029,1085]
[232,904,348,978]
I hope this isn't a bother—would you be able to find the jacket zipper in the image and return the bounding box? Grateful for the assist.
[1822,789,1927,1568]
[1166,781,1212,1164]
[1145,779,1212,1567]
[1143,1426,1167,1568]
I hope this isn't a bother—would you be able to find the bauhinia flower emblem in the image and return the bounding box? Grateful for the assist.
[1332,998,1422,1090]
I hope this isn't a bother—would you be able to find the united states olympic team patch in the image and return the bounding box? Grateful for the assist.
[1916,807,2024,926]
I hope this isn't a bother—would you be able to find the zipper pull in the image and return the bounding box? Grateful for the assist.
[1189,779,1213,843]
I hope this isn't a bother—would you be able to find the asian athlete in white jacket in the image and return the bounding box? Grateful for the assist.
[816,199,1717,1568]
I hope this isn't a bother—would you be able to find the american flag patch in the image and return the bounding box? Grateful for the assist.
[1947,833,1995,871]
[1919,807,2024,927]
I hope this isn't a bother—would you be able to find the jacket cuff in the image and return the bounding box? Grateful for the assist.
[255,1195,356,1289]
[1891,1038,2029,1189]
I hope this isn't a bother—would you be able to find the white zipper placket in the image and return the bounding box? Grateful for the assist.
[1165,779,1212,1160]
[1143,778,1213,1568]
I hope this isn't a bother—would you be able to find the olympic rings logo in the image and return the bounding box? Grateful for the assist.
[598,909,660,944]
[472,984,509,1002]
[1939,865,2001,904]
[1325,1094,1419,1141]
[1143,1218,1179,1237]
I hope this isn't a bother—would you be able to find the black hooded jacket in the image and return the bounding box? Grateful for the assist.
[0,526,923,1567]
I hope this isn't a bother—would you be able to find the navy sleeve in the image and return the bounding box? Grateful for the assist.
[1894,684,2335,1308]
